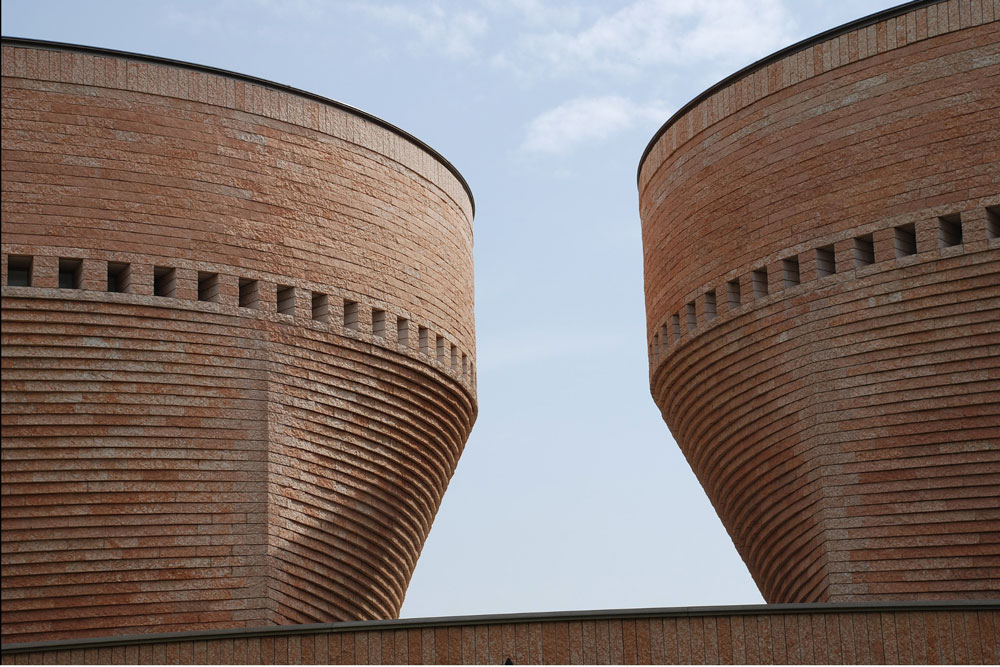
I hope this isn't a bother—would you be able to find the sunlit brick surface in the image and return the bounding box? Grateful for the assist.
[639,1,999,603]
[1,41,476,642]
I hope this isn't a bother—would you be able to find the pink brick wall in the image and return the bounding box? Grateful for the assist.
[1,43,477,642]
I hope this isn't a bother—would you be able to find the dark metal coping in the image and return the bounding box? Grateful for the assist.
[637,0,939,184]
[3,600,997,653]
[0,36,475,217]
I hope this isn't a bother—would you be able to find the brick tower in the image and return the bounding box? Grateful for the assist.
[1,38,477,642]
[639,0,999,603]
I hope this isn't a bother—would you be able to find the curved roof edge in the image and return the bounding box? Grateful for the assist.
[3,600,997,653]
[0,36,475,217]
[636,0,936,184]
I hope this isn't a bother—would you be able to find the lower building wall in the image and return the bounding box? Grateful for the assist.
[1,602,996,665]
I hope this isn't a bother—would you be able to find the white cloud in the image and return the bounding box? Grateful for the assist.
[250,0,325,19]
[356,3,488,58]
[522,95,671,154]
[500,0,797,78]
[481,0,585,29]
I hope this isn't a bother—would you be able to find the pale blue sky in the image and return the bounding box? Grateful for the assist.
[3,0,898,618]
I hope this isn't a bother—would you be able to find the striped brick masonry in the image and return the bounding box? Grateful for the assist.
[1,39,477,643]
[639,0,999,603]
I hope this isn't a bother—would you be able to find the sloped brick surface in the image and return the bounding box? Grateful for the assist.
[639,0,999,603]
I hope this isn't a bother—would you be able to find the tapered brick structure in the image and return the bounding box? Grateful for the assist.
[1,39,476,642]
[639,1,999,603]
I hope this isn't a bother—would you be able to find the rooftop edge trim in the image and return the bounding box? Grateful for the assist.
[0,35,475,217]
[636,0,940,185]
[3,600,998,653]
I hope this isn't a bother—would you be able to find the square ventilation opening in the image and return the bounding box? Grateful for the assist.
[107,262,130,293]
[782,257,800,288]
[727,279,741,308]
[451,344,459,369]
[238,278,259,309]
[704,290,717,320]
[276,285,295,314]
[197,272,220,303]
[462,353,468,375]
[7,255,32,287]
[686,301,697,331]
[418,326,429,354]
[854,234,875,267]
[343,300,358,330]
[938,214,962,248]
[816,245,836,277]
[153,266,176,297]
[671,313,681,341]
[372,309,386,337]
[436,335,446,363]
[894,224,917,257]
[59,258,82,289]
[397,317,409,346]
[659,324,668,350]
[752,269,768,299]
[986,206,999,240]
[311,292,329,323]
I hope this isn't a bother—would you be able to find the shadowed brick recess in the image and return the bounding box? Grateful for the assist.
[1,39,476,642]
[639,0,999,604]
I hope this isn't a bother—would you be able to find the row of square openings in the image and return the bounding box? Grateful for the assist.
[286,286,469,373]
[3,259,214,293]
[652,210,995,350]
[4,259,470,376]
[251,282,469,373]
